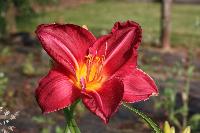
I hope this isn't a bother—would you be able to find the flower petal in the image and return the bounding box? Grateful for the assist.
[35,67,80,113]
[113,48,138,78]
[36,24,96,75]
[90,20,141,76]
[122,68,158,103]
[81,78,124,124]
[111,20,142,49]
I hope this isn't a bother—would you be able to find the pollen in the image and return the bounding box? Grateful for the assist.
[75,54,105,91]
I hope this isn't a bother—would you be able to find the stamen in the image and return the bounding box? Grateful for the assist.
[76,42,112,90]
[85,54,92,81]
[84,54,104,84]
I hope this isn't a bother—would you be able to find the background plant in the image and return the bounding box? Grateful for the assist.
[155,62,200,131]
[0,72,8,106]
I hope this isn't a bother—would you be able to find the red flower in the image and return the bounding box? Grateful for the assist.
[35,20,158,123]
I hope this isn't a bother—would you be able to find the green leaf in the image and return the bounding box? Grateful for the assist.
[63,100,81,133]
[122,103,162,133]
[188,114,200,130]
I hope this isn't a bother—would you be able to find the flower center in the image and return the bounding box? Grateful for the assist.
[76,54,106,91]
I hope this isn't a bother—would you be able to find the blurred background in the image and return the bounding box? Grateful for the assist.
[0,0,200,132]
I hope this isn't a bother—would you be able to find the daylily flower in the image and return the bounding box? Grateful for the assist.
[35,20,158,123]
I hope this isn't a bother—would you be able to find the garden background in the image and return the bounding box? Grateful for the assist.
[0,0,200,132]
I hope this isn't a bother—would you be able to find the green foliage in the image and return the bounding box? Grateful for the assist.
[32,116,54,125]
[16,2,200,48]
[0,0,34,36]
[0,73,8,95]
[155,77,181,128]
[155,87,176,111]
[63,100,81,133]
[0,72,8,105]
[123,103,162,133]
[41,128,49,133]
[21,54,35,76]
[188,114,200,131]
[55,126,64,133]
[40,126,64,133]
[32,115,66,133]
[0,16,6,37]
[155,64,199,131]
[0,0,7,12]
[13,0,34,16]
[0,0,7,37]
[0,47,12,57]
[96,0,125,2]
[36,0,58,5]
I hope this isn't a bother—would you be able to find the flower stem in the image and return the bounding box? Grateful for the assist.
[122,103,162,133]
[63,100,81,133]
